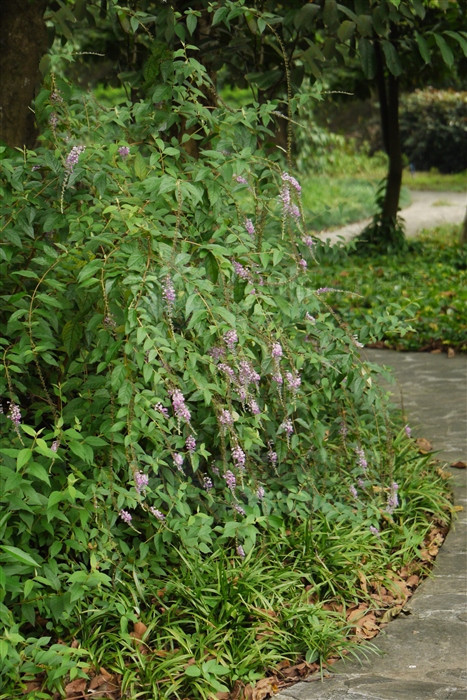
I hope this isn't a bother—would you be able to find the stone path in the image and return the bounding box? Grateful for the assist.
[318,190,466,245]
[274,349,467,700]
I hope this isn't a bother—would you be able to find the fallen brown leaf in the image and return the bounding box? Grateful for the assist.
[380,605,404,624]
[415,437,433,453]
[451,461,467,469]
[447,347,456,358]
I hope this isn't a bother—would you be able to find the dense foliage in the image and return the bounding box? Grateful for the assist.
[400,89,467,174]
[313,225,466,352]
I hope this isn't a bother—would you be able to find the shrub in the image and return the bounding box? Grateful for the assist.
[400,88,467,174]
[0,54,419,694]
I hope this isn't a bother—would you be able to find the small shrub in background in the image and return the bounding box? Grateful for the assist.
[400,88,467,174]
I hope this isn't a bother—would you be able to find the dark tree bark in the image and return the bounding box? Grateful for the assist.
[0,0,48,149]
[375,41,403,225]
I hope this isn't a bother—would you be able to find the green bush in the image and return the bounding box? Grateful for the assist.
[400,89,467,174]
[0,53,447,697]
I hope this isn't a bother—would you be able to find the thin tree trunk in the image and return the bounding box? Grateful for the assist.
[381,73,402,223]
[0,0,48,148]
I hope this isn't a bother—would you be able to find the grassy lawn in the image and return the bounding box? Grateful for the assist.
[311,224,466,353]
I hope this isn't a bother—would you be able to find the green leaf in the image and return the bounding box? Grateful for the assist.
[415,32,431,64]
[212,7,228,26]
[62,320,83,356]
[17,448,32,470]
[337,20,356,42]
[186,13,197,36]
[27,462,51,485]
[356,14,373,38]
[444,31,467,58]
[381,39,402,76]
[205,252,219,283]
[134,152,148,180]
[323,0,339,31]
[433,33,454,67]
[359,38,376,79]
[185,665,202,677]
[0,546,40,568]
[77,259,102,284]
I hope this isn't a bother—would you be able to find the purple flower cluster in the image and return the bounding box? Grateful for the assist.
[170,389,191,423]
[248,399,260,415]
[120,509,132,523]
[257,485,265,500]
[234,175,248,185]
[118,146,130,159]
[386,482,399,514]
[238,360,260,388]
[232,445,246,471]
[267,444,278,464]
[203,475,213,491]
[245,219,255,237]
[154,402,169,418]
[224,470,236,492]
[299,258,307,270]
[349,484,358,499]
[232,260,250,280]
[369,525,380,537]
[218,362,236,380]
[280,419,293,436]
[285,371,301,393]
[65,145,85,173]
[185,435,196,452]
[134,470,149,493]
[150,506,165,521]
[236,544,245,557]
[281,172,301,193]
[271,342,283,358]
[223,329,238,350]
[7,402,21,428]
[279,184,300,220]
[162,275,176,309]
[305,312,316,324]
[173,453,184,472]
[51,440,59,452]
[302,235,314,248]
[209,346,225,361]
[233,503,246,516]
[405,424,412,438]
[355,447,368,471]
[50,90,63,104]
[219,409,233,425]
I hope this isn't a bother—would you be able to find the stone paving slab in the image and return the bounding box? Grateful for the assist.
[274,349,467,700]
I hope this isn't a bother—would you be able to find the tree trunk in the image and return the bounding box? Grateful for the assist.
[0,0,48,149]
[375,41,403,234]
[381,73,402,223]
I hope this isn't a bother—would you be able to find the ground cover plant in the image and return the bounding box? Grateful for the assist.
[312,225,466,353]
[0,40,454,700]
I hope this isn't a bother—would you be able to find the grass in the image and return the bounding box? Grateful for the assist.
[402,169,467,192]
[311,224,466,352]
[6,443,451,699]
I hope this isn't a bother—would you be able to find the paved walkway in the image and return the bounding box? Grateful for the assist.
[275,349,467,700]
[318,190,466,245]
